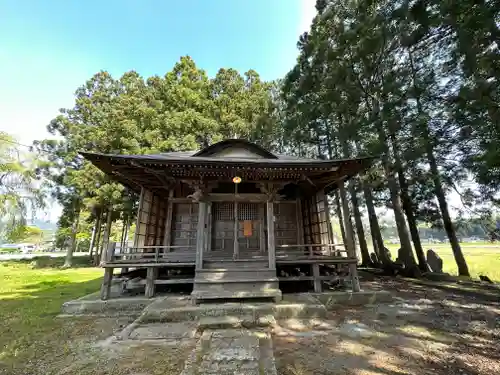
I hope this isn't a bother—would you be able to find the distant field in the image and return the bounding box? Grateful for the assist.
[382,242,500,282]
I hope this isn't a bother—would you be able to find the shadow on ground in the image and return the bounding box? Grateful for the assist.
[2,255,95,269]
[274,276,500,375]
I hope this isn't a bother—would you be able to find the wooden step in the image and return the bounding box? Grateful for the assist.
[195,269,276,280]
[203,260,269,269]
[193,280,279,294]
[194,278,278,284]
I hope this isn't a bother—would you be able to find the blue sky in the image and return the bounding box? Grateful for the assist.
[0,0,315,220]
[0,0,315,145]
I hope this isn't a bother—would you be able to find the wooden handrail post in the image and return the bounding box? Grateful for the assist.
[106,242,116,263]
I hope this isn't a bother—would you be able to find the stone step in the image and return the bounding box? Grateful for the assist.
[197,315,276,331]
[138,300,327,323]
[191,288,282,302]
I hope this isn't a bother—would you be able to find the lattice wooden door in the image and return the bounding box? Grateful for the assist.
[237,202,262,259]
[211,202,234,254]
[211,202,264,259]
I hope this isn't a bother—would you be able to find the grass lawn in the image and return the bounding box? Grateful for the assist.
[0,258,105,374]
[0,258,195,375]
[383,242,500,281]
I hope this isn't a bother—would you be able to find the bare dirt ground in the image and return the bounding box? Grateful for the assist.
[1,315,196,375]
[273,277,500,375]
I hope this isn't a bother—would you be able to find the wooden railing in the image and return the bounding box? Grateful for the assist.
[276,243,348,259]
[104,244,196,264]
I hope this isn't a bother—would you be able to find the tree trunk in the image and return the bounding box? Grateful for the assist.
[389,131,429,272]
[88,209,101,260]
[349,180,371,266]
[361,180,393,269]
[338,129,370,265]
[338,182,357,261]
[93,223,103,265]
[120,218,127,251]
[123,217,130,249]
[408,50,469,277]
[374,102,419,276]
[334,192,348,245]
[100,207,113,264]
[424,135,470,276]
[63,201,81,268]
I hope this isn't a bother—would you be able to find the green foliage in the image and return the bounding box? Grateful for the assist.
[5,225,43,244]
[34,57,282,253]
[0,132,46,240]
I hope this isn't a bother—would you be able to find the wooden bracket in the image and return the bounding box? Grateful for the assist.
[183,179,213,202]
[258,182,287,200]
[130,161,176,189]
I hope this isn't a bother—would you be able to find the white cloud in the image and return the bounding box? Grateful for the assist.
[298,0,316,35]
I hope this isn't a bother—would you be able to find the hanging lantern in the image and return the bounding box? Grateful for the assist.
[232,176,242,184]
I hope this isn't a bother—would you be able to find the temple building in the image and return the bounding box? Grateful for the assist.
[81,139,374,304]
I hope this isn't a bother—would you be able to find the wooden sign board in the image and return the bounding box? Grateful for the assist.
[243,220,253,237]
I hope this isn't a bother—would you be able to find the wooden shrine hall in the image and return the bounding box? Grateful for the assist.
[81,139,375,304]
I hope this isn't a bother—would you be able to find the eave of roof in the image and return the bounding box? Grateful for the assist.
[80,151,375,168]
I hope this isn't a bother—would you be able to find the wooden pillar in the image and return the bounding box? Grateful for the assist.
[323,192,335,253]
[312,263,322,292]
[339,182,361,292]
[195,201,207,270]
[266,200,276,270]
[163,189,174,249]
[259,204,265,253]
[145,267,157,298]
[206,202,212,252]
[233,200,239,259]
[100,268,114,300]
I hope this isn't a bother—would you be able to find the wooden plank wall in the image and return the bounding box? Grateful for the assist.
[134,189,168,248]
[274,202,298,247]
[134,189,151,248]
[301,190,330,253]
[171,202,199,248]
[145,193,167,246]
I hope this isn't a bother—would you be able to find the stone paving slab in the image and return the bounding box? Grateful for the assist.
[180,329,277,375]
[128,322,198,340]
